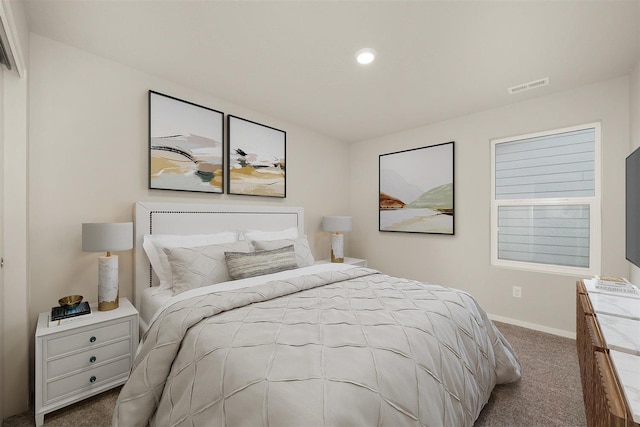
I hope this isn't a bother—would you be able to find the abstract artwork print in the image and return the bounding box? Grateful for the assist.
[149,91,224,193]
[227,115,286,198]
[379,141,454,234]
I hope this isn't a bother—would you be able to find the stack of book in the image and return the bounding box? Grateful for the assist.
[49,302,92,327]
[595,276,640,295]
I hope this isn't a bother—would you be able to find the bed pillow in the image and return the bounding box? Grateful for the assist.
[241,227,299,242]
[225,245,298,280]
[162,240,254,294]
[145,232,239,291]
[250,236,315,267]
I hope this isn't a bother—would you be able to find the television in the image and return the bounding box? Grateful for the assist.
[626,146,640,268]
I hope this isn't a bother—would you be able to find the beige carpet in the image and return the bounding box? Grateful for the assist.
[3,321,585,427]
[475,322,586,426]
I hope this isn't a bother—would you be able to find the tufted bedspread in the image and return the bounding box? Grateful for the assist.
[113,267,521,426]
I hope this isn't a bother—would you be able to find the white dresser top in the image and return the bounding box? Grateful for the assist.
[588,292,640,320]
[597,313,640,355]
[610,350,640,424]
[584,277,640,423]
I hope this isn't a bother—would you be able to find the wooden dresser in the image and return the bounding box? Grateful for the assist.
[576,280,640,427]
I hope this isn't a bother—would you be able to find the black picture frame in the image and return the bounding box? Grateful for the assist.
[227,115,286,198]
[148,90,224,193]
[379,141,455,234]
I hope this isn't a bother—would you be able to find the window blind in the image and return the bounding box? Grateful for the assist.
[495,128,595,200]
[497,204,590,268]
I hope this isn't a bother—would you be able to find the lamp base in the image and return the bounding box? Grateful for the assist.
[330,233,344,263]
[98,255,119,311]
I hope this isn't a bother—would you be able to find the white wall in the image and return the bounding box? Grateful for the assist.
[630,58,640,285]
[0,60,4,425]
[1,0,29,418]
[350,77,630,336]
[28,33,351,321]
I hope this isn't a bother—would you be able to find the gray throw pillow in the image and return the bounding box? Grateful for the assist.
[225,245,298,280]
[250,236,315,267]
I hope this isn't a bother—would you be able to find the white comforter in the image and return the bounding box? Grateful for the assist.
[114,265,521,426]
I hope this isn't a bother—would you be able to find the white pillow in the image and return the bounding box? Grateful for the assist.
[251,236,315,267]
[242,227,299,241]
[163,240,254,294]
[143,232,238,291]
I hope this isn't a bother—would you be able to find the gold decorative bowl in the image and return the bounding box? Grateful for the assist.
[58,295,83,309]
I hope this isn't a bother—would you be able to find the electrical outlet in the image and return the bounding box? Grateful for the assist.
[512,286,522,298]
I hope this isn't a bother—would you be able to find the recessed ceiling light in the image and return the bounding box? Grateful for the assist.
[355,48,377,65]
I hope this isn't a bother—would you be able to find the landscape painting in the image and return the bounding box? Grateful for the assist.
[227,115,286,198]
[149,91,224,193]
[379,142,454,234]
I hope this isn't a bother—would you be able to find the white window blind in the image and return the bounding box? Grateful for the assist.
[495,128,595,200]
[491,123,600,275]
[497,205,590,268]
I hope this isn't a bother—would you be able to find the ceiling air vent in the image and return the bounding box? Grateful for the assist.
[508,77,549,95]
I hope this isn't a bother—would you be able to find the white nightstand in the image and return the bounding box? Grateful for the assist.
[35,297,138,426]
[315,257,367,267]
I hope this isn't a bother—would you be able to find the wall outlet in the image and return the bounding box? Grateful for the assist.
[512,286,522,298]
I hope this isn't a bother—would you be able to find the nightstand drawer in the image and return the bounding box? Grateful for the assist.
[47,338,131,379]
[46,356,131,402]
[47,320,131,358]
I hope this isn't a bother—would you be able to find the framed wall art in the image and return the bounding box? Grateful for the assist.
[227,115,286,198]
[379,141,454,234]
[149,90,224,193]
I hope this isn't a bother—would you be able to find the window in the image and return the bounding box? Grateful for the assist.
[490,123,601,275]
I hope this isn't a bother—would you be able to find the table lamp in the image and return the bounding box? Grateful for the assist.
[322,216,352,263]
[82,222,133,311]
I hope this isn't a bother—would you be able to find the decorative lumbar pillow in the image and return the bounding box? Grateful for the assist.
[241,227,299,242]
[163,240,253,294]
[225,245,298,280]
[250,236,315,267]
[143,232,239,291]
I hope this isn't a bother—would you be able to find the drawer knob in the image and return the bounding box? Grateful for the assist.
[89,336,96,343]
[89,376,96,383]
[90,356,96,363]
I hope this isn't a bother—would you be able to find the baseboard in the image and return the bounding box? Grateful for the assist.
[488,313,576,340]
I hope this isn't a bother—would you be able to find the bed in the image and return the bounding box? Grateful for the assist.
[115,202,521,426]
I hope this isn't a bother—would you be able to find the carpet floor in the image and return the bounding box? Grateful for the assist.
[3,321,586,427]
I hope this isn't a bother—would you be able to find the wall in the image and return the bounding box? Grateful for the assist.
[0,59,4,424]
[27,31,351,395]
[633,2,640,284]
[350,77,630,336]
[630,59,640,285]
[1,0,29,418]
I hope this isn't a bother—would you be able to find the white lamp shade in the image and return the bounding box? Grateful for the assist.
[82,222,133,253]
[322,216,352,233]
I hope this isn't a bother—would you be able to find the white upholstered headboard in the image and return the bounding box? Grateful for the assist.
[133,202,304,309]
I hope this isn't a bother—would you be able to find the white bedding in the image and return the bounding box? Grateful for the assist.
[139,263,356,333]
[116,265,521,426]
[139,286,173,331]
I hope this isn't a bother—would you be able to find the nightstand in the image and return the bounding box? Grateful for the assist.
[315,257,367,267]
[35,297,138,427]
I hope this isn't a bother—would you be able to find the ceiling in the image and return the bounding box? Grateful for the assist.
[25,1,640,143]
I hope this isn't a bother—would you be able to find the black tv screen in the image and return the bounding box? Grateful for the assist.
[626,146,640,268]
